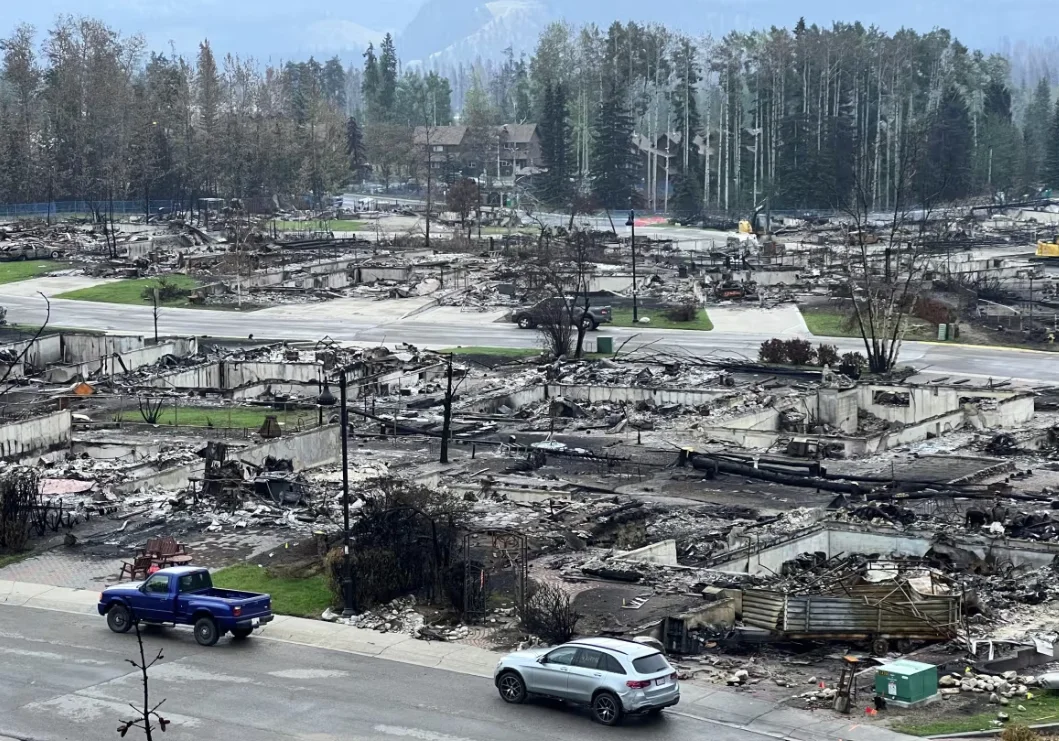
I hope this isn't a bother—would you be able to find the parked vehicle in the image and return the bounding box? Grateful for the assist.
[0,245,63,262]
[493,636,679,725]
[98,566,273,646]
[512,298,612,331]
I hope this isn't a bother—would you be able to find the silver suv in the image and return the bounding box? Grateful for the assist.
[493,637,680,725]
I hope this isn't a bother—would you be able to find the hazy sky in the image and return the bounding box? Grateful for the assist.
[0,0,1053,62]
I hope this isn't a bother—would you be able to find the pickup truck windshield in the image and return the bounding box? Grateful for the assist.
[177,571,213,593]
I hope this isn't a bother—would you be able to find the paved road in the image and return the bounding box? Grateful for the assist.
[0,606,780,741]
[3,291,1054,384]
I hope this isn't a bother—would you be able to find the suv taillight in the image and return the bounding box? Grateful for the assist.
[670,673,678,681]
[626,680,651,689]
[233,606,242,617]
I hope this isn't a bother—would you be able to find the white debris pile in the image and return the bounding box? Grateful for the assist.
[324,595,425,635]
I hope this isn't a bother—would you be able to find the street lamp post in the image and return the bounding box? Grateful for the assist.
[626,210,639,323]
[318,368,355,617]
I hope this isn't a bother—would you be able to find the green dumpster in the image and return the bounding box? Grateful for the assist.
[596,336,614,354]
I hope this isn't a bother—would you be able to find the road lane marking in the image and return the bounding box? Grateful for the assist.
[268,668,350,679]
[374,724,477,741]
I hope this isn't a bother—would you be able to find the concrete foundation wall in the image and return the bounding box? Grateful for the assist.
[461,385,548,414]
[45,338,198,384]
[859,385,1025,426]
[356,266,414,283]
[714,521,1059,575]
[116,424,341,493]
[226,361,324,388]
[616,539,678,565]
[816,388,859,434]
[0,410,72,460]
[546,383,732,408]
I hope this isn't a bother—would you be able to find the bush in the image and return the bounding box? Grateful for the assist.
[520,581,581,644]
[759,338,787,364]
[664,301,699,323]
[839,351,866,379]
[325,546,412,610]
[1001,726,1040,741]
[141,277,191,303]
[816,344,840,367]
[782,339,815,366]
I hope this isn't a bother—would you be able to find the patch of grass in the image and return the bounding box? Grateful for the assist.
[892,691,1059,736]
[211,563,331,618]
[800,306,937,341]
[114,405,317,430]
[273,219,367,232]
[57,275,201,307]
[0,550,31,569]
[440,346,541,358]
[609,307,714,331]
[0,260,71,284]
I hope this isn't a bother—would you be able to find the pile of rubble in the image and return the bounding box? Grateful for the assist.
[937,670,1039,701]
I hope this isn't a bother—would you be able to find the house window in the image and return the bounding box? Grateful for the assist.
[433,145,444,152]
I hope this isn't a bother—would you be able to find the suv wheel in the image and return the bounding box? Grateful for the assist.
[497,671,526,704]
[592,691,623,725]
[517,316,535,329]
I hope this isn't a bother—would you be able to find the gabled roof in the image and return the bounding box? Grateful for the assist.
[413,125,467,147]
[499,123,538,143]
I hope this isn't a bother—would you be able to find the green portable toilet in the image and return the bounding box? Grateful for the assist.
[875,660,939,707]
[596,336,614,354]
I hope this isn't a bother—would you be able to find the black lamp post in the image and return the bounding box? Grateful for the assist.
[318,369,355,617]
[626,210,639,323]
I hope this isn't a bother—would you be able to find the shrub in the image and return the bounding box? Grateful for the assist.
[839,352,866,379]
[816,344,840,367]
[1001,726,1040,741]
[664,301,699,323]
[759,338,787,364]
[520,581,581,644]
[326,546,412,609]
[782,339,815,366]
[141,277,190,303]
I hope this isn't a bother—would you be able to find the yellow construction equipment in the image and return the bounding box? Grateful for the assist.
[1037,235,1059,259]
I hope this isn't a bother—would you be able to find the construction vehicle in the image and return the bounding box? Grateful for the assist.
[738,200,770,237]
[1036,234,1059,259]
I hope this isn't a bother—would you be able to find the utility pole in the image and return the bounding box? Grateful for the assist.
[626,210,639,322]
[152,288,159,343]
[440,354,454,463]
[425,128,432,250]
[338,366,356,617]
[477,175,482,240]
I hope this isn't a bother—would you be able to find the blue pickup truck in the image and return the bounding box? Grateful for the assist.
[98,566,273,646]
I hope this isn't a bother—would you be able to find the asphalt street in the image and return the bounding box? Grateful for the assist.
[3,291,1055,384]
[1,605,773,741]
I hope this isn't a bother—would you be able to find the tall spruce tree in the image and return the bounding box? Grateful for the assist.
[361,44,381,123]
[921,86,973,202]
[1024,78,1052,187]
[538,81,571,206]
[1046,98,1059,189]
[591,79,638,210]
[378,34,398,119]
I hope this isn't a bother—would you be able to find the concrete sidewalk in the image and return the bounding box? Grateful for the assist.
[0,578,915,740]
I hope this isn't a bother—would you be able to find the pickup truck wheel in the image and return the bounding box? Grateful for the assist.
[231,627,253,640]
[49,251,60,259]
[194,617,220,646]
[517,316,535,329]
[106,605,132,634]
[580,317,597,331]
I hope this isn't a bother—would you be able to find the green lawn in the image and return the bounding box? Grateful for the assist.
[0,551,30,569]
[610,307,714,331]
[440,346,542,358]
[0,260,70,284]
[273,219,367,232]
[57,275,201,307]
[114,406,317,430]
[800,306,937,341]
[211,564,332,618]
[892,691,1059,736]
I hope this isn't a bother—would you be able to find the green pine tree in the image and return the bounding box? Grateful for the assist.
[538,82,572,207]
[591,79,639,210]
[1046,98,1059,189]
